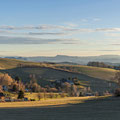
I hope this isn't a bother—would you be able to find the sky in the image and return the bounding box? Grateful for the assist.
[0,0,120,56]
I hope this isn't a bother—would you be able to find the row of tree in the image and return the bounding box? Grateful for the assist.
[87,62,113,68]
[87,61,120,70]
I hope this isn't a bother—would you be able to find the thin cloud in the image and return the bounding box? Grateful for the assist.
[95,28,120,32]
[96,50,120,51]
[93,18,101,22]
[0,25,70,30]
[29,32,68,36]
[81,19,88,22]
[80,18,101,23]
[110,44,120,46]
[105,33,120,37]
[64,23,78,27]
[0,25,120,37]
[0,36,79,44]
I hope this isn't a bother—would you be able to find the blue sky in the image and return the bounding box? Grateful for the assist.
[0,0,120,56]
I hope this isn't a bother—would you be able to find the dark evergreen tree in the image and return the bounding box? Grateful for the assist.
[15,76,21,82]
[18,90,24,99]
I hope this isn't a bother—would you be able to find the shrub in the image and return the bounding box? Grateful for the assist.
[54,94,59,98]
[30,99,36,101]
[114,88,120,97]
[48,93,54,98]
[60,93,66,98]
[18,90,24,99]
[37,93,44,100]
[48,88,58,93]
[95,91,99,96]
[43,92,47,99]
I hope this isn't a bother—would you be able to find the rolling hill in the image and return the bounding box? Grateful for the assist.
[54,64,117,81]
[0,58,118,93]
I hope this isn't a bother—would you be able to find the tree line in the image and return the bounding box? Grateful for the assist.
[87,61,120,70]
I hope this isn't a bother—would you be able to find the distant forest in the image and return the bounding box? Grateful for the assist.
[87,62,120,70]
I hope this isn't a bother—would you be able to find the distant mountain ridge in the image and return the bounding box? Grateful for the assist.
[2,55,120,65]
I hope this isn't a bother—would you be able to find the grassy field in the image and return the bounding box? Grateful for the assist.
[0,96,106,108]
[0,96,119,120]
[0,58,117,81]
[24,92,62,101]
[55,64,117,81]
[0,58,43,69]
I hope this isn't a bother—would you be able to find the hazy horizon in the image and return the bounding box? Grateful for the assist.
[1,54,120,57]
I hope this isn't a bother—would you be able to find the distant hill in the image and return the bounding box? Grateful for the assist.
[0,58,42,69]
[0,58,118,93]
[3,55,120,65]
[0,58,117,81]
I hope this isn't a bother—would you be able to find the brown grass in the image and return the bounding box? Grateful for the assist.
[0,96,106,108]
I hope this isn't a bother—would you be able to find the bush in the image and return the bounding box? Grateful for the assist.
[18,90,24,99]
[59,93,66,98]
[114,88,120,97]
[79,92,84,97]
[43,92,47,99]
[54,94,59,98]
[48,93,54,98]
[48,88,58,93]
[30,99,36,101]
[95,91,99,96]
[37,93,44,100]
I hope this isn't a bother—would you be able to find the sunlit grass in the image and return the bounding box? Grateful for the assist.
[55,64,117,81]
[0,96,110,108]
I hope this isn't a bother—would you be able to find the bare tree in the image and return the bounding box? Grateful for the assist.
[37,93,43,100]
[114,71,120,85]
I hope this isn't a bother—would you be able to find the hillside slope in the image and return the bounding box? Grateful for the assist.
[0,66,118,93]
[0,58,118,92]
[0,58,117,81]
[0,58,40,69]
[54,64,117,81]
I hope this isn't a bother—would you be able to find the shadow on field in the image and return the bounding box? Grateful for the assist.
[0,96,120,120]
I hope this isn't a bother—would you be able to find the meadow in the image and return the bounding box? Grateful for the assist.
[0,96,96,108]
[55,64,117,81]
[0,96,119,120]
